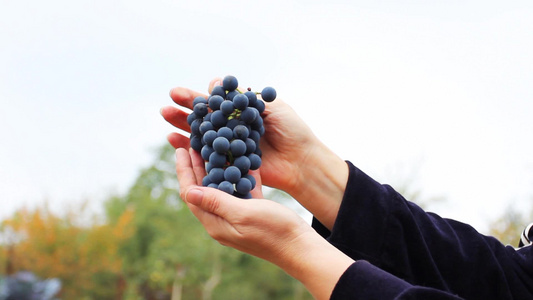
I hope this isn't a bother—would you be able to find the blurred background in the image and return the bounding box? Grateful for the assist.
[1,0,533,299]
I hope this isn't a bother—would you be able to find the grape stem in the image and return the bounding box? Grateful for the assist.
[228,109,241,120]
[227,150,234,164]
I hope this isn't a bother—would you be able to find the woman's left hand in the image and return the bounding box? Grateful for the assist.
[175,147,354,300]
[175,147,313,265]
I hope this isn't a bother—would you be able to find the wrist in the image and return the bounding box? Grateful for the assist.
[275,229,355,300]
[288,139,349,230]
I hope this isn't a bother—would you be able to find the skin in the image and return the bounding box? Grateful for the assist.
[161,78,349,230]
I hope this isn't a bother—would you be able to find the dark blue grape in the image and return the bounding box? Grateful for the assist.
[218,181,234,194]
[222,75,238,91]
[233,94,249,110]
[209,152,227,168]
[220,100,235,115]
[202,176,212,187]
[193,96,208,106]
[249,130,260,144]
[193,103,208,117]
[261,87,277,102]
[249,153,261,170]
[226,118,240,130]
[199,121,214,135]
[255,99,265,114]
[206,162,214,173]
[208,183,219,188]
[245,138,256,155]
[208,95,224,111]
[236,177,252,195]
[254,147,262,157]
[191,119,202,136]
[201,145,214,161]
[224,166,241,183]
[251,114,263,130]
[217,127,233,140]
[230,139,246,157]
[208,167,225,184]
[190,135,203,152]
[213,137,230,153]
[204,112,212,122]
[244,174,256,190]
[226,90,239,100]
[211,86,226,98]
[235,192,252,199]
[234,156,251,174]
[202,130,217,146]
[210,110,227,128]
[233,125,249,140]
[244,91,258,107]
[187,112,197,125]
[240,107,258,124]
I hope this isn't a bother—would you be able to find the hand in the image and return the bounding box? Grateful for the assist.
[162,78,349,229]
[175,147,354,300]
[176,147,310,263]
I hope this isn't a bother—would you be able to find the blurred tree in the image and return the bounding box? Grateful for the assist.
[0,202,133,299]
[0,143,313,299]
[489,205,532,247]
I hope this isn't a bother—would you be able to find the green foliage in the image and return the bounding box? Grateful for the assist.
[489,205,533,246]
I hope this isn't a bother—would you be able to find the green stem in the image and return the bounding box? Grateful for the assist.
[227,151,234,164]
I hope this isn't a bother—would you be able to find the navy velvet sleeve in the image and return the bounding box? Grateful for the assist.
[313,161,533,299]
[331,261,463,299]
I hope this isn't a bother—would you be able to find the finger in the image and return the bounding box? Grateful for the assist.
[189,147,206,185]
[167,132,190,149]
[185,187,244,222]
[207,77,223,94]
[169,87,208,110]
[175,148,199,199]
[184,189,242,246]
[176,149,217,227]
[160,106,191,133]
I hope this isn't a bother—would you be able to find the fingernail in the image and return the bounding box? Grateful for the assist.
[213,80,221,86]
[169,88,174,97]
[186,188,204,206]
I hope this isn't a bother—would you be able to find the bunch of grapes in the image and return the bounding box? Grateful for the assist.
[188,75,277,198]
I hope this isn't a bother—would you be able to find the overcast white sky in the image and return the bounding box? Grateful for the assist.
[1,0,533,233]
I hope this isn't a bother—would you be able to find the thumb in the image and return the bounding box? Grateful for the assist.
[185,187,240,219]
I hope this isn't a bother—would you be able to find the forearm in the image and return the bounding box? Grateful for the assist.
[314,162,525,299]
[288,139,349,230]
[277,231,464,300]
[273,230,355,300]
